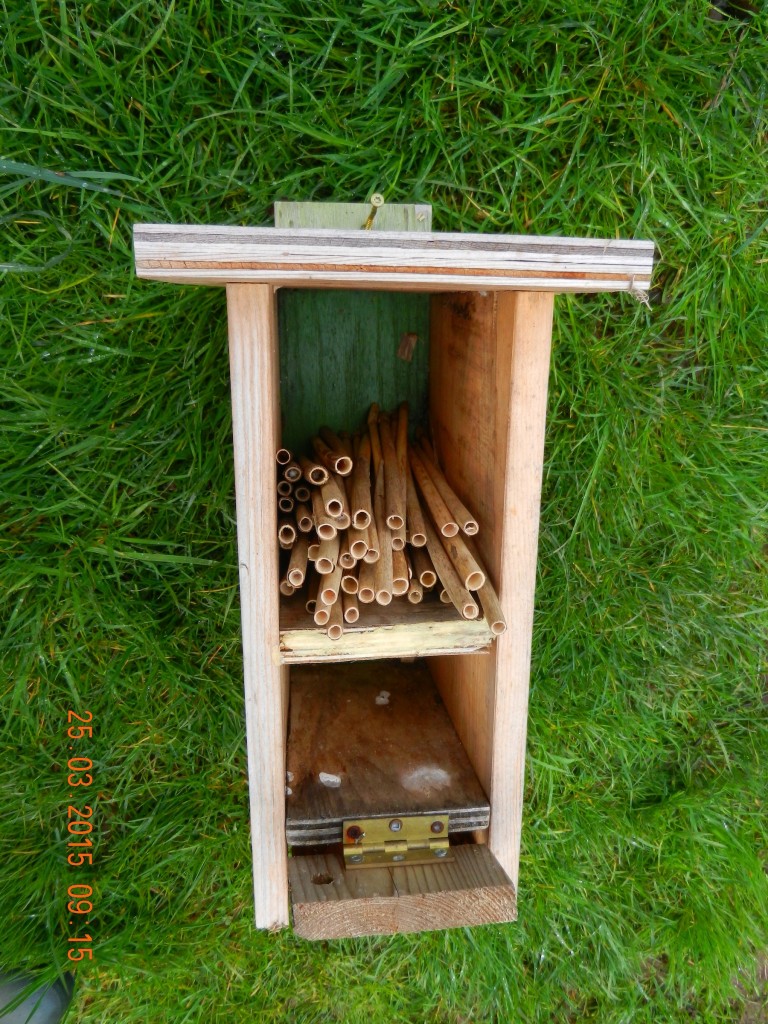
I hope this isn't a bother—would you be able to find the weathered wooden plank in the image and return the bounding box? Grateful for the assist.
[279,596,494,664]
[429,291,555,887]
[226,284,289,930]
[133,224,654,293]
[285,661,490,844]
[289,844,517,939]
[274,201,432,232]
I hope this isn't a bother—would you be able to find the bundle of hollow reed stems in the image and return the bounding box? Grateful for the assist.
[275,404,506,640]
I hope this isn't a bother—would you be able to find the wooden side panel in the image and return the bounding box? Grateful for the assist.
[226,284,289,930]
[429,292,554,887]
[289,844,517,939]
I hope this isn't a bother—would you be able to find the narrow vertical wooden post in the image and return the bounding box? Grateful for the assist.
[226,283,289,929]
[490,291,555,888]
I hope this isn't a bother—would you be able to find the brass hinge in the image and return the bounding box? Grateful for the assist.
[343,814,452,869]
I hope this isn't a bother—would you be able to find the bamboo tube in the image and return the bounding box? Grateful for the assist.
[396,401,409,480]
[392,546,409,597]
[391,523,406,551]
[307,540,320,561]
[284,460,302,482]
[405,463,427,547]
[278,496,294,514]
[311,489,337,540]
[277,479,293,497]
[313,434,352,477]
[279,538,293,551]
[327,597,344,640]
[294,484,311,504]
[417,446,479,536]
[276,448,292,466]
[439,588,451,603]
[423,516,478,619]
[334,511,351,531]
[321,475,348,519]
[319,563,342,606]
[313,595,332,627]
[367,403,382,478]
[349,433,373,529]
[315,534,339,575]
[358,559,376,603]
[379,415,405,530]
[348,524,369,561]
[305,573,319,614]
[363,515,380,563]
[407,578,423,604]
[341,567,358,595]
[296,503,313,533]
[439,532,486,591]
[287,534,309,588]
[412,545,437,589]
[463,538,506,635]
[279,579,295,597]
[372,462,393,606]
[319,427,354,475]
[342,589,359,624]
[415,429,437,463]
[338,533,355,570]
[409,447,458,538]
[299,455,328,486]
[278,520,296,547]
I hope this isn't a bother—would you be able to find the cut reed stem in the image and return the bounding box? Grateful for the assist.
[379,414,405,530]
[287,534,309,587]
[299,455,329,486]
[409,447,458,538]
[423,516,478,619]
[417,444,479,536]
[373,461,393,606]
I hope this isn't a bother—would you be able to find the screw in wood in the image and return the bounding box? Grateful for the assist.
[388,819,402,832]
[433,848,448,858]
[430,821,444,834]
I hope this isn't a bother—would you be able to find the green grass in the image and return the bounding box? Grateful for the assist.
[2,1,768,1021]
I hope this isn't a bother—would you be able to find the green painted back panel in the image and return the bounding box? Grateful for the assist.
[277,289,430,454]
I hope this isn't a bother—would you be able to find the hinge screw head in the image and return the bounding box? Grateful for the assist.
[349,853,363,864]
[388,818,403,832]
[434,848,448,859]
[430,821,444,834]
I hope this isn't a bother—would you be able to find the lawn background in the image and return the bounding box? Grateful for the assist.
[2,2,767,1021]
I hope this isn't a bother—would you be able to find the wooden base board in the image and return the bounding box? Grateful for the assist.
[289,844,517,939]
[279,597,494,663]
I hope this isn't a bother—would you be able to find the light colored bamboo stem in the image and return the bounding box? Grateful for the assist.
[358,559,376,603]
[337,430,354,459]
[318,427,353,475]
[277,521,296,547]
[313,434,352,476]
[439,532,486,591]
[338,533,355,570]
[311,489,337,540]
[294,484,310,504]
[296,503,313,533]
[392,523,406,551]
[299,455,329,486]
[342,590,359,623]
[364,516,380,563]
[407,578,423,604]
[276,448,292,466]
[307,540,319,561]
[349,433,373,529]
[348,524,369,561]
[334,511,351,530]
[379,414,405,530]
[315,534,339,575]
[287,534,309,588]
[405,463,427,547]
[412,545,437,589]
[313,594,332,626]
[417,444,479,536]
[372,461,393,606]
[278,496,294,514]
[283,460,302,482]
[423,516,479,620]
[409,447,458,538]
[320,475,347,518]
[439,588,450,603]
[463,538,507,635]
[340,566,358,595]
[279,579,295,597]
[326,596,344,639]
[277,479,293,497]
[319,563,342,606]
[392,545,409,597]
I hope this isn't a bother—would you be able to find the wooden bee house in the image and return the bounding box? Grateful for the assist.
[133,205,654,939]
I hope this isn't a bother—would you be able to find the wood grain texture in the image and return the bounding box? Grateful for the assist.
[429,292,554,888]
[274,201,432,232]
[285,660,490,844]
[133,224,654,293]
[279,594,494,663]
[289,844,517,939]
[226,284,289,930]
